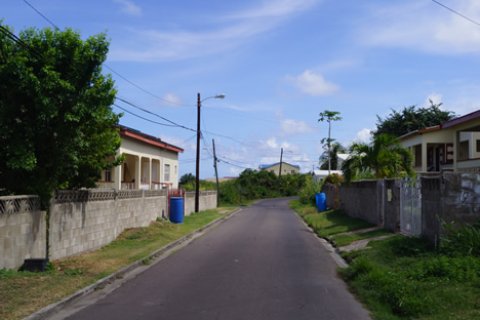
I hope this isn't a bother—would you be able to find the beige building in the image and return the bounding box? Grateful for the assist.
[97,126,183,190]
[259,162,300,176]
[399,109,480,174]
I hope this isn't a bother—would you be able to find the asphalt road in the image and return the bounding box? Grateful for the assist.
[64,198,371,320]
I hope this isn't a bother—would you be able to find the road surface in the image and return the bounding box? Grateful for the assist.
[63,198,371,320]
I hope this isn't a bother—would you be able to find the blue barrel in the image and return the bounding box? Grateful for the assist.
[315,192,327,212]
[169,197,184,223]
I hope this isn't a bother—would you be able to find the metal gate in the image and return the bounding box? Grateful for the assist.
[400,178,422,236]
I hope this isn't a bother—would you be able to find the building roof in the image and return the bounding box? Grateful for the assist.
[442,109,480,129]
[398,125,441,141]
[337,153,350,161]
[259,162,300,170]
[119,125,184,153]
[313,170,343,176]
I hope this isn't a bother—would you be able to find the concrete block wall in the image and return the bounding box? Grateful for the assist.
[0,196,46,270]
[383,179,401,232]
[49,195,167,260]
[337,180,384,225]
[184,191,217,216]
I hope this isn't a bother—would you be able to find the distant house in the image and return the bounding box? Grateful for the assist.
[259,162,300,176]
[399,109,480,174]
[313,169,343,182]
[97,125,184,190]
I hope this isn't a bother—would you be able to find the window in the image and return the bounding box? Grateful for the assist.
[414,145,422,167]
[164,164,171,181]
[104,169,112,182]
[476,140,480,153]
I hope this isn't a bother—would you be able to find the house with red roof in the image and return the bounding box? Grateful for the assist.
[97,125,184,190]
[399,109,480,174]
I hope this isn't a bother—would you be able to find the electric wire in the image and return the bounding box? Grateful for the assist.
[23,0,60,30]
[113,104,179,127]
[21,0,191,107]
[116,97,196,132]
[430,0,480,27]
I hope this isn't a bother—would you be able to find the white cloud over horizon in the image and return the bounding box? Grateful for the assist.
[286,70,339,96]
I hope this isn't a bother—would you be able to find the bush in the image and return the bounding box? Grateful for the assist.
[441,222,480,257]
[298,175,323,205]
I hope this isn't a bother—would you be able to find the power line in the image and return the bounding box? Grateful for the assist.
[116,97,196,132]
[0,25,43,59]
[113,104,179,127]
[21,0,190,107]
[430,0,480,27]
[23,0,60,30]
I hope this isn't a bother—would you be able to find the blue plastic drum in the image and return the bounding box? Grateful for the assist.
[169,197,184,223]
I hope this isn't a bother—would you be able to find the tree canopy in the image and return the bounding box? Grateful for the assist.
[0,26,121,205]
[375,101,455,138]
[342,134,413,182]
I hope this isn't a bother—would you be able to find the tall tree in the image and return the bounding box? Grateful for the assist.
[318,110,342,174]
[342,134,413,182]
[0,26,121,206]
[319,142,346,170]
[375,101,455,138]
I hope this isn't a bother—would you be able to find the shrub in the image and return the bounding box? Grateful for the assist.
[298,175,323,205]
[440,222,480,257]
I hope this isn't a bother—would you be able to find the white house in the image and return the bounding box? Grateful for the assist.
[399,109,480,174]
[259,162,300,176]
[97,125,183,190]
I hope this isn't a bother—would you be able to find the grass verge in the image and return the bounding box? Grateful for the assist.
[340,236,480,320]
[0,208,234,320]
[289,200,373,237]
[329,229,392,247]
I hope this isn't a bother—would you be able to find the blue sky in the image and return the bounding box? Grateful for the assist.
[3,0,480,179]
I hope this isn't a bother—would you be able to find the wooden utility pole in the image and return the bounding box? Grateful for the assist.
[279,147,283,178]
[195,93,201,213]
[212,139,220,204]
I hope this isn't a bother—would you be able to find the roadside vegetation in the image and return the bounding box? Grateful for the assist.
[0,208,232,320]
[180,169,309,206]
[292,199,480,320]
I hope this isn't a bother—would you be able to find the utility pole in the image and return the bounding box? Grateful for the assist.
[279,147,283,178]
[195,93,201,213]
[212,139,220,204]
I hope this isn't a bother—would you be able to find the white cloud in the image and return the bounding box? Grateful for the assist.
[113,0,142,16]
[286,70,339,96]
[161,93,182,107]
[281,119,313,134]
[360,0,480,54]
[423,93,443,108]
[110,0,319,61]
[355,128,372,144]
[227,0,317,20]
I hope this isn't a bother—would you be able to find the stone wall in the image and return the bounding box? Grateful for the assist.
[0,196,46,269]
[49,189,167,260]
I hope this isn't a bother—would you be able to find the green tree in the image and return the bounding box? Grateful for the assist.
[375,101,455,138]
[0,26,121,206]
[319,142,346,170]
[318,110,342,174]
[179,173,196,186]
[342,134,413,182]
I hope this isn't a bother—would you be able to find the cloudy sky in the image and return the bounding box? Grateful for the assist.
[3,0,480,178]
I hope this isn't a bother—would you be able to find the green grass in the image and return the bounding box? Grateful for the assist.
[0,208,234,320]
[329,229,392,247]
[290,200,373,238]
[340,235,480,320]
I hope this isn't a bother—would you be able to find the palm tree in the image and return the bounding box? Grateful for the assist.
[342,134,413,182]
[319,142,346,170]
[318,110,342,174]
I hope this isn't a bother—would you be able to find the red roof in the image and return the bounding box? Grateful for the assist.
[442,109,480,129]
[119,125,184,153]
